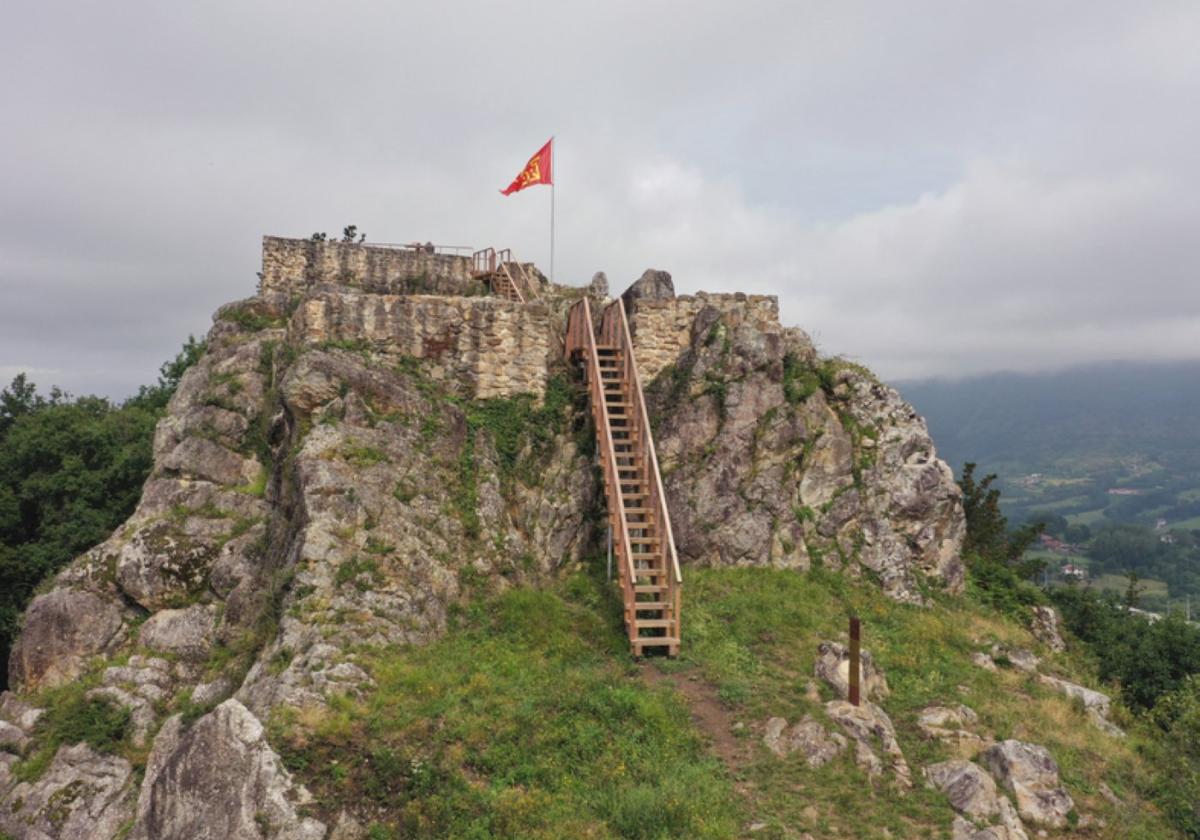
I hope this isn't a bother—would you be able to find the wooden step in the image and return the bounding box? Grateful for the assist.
[634,619,673,629]
[633,601,670,610]
[634,584,667,594]
[633,637,680,655]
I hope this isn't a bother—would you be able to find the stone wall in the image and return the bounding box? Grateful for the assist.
[628,292,781,383]
[260,236,475,298]
[291,290,554,399]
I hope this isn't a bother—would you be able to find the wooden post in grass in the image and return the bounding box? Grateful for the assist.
[849,616,861,707]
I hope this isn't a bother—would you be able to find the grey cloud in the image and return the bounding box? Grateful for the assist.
[1,0,1197,397]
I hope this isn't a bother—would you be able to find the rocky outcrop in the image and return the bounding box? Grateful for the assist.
[917,703,988,749]
[925,760,1002,820]
[0,744,134,839]
[980,739,1075,828]
[0,243,975,835]
[643,297,964,603]
[7,589,126,691]
[1038,674,1125,736]
[813,641,890,701]
[130,700,324,839]
[825,700,912,788]
[621,268,675,308]
[1030,606,1066,652]
[763,715,846,765]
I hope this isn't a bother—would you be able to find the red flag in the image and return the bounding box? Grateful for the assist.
[501,138,553,195]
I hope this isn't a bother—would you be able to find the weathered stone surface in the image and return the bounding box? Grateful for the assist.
[587,271,609,299]
[763,715,846,766]
[825,699,911,788]
[644,297,964,602]
[971,651,999,672]
[1030,606,1066,652]
[621,268,675,309]
[990,645,1039,674]
[0,744,133,840]
[8,589,124,691]
[0,720,28,755]
[138,604,218,660]
[0,692,44,732]
[980,739,1074,828]
[130,700,325,840]
[917,703,987,748]
[161,437,261,487]
[925,760,1001,819]
[1038,674,1125,736]
[814,641,890,701]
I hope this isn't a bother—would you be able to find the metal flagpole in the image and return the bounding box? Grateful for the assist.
[550,136,556,284]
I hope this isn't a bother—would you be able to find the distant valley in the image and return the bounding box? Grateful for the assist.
[900,359,1200,610]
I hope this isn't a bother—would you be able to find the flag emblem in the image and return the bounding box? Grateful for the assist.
[501,138,554,195]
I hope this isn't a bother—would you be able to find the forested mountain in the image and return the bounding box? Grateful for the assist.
[899,360,1200,475]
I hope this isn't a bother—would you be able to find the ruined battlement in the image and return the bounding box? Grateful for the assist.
[628,292,780,382]
[259,236,479,299]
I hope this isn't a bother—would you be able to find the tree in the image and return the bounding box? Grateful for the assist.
[0,336,205,690]
[959,463,1047,614]
[960,463,1045,576]
[127,335,207,412]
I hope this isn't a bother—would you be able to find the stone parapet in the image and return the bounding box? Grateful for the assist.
[628,292,780,382]
[292,290,553,399]
[260,236,475,298]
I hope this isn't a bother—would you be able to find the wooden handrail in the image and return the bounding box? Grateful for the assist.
[566,300,638,600]
[498,263,527,303]
[611,301,683,587]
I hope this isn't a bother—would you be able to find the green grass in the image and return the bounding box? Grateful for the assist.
[670,567,1177,839]
[270,576,741,839]
[1090,573,1169,596]
[266,561,1179,838]
[12,678,134,783]
[1066,507,1109,526]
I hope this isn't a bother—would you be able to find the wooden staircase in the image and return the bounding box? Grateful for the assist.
[471,247,533,302]
[565,297,682,656]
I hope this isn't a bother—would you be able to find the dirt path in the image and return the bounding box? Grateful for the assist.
[639,662,752,775]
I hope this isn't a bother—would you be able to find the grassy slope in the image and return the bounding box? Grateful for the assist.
[271,564,1177,839]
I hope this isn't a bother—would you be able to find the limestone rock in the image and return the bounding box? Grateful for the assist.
[814,641,890,701]
[130,700,325,840]
[0,692,44,732]
[0,743,133,840]
[989,645,1039,674]
[763,715,846,766]
[1037,674,1124,736]
[980,740,1074,828]
[971,651,999,672]
[825,699,911,788]
[924,760,1001,819]
[8,589,125,691]
[161,436,261,487]
[917,703,987,748]
[643,298,965,603]
[138,604,218,661]
[588,271,609,299]
[0,720,28,755]
[1029,606,1065,652]
[621,268,675,308]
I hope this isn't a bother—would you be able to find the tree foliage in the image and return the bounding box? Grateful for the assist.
[0,337,204,689]
[958,463,1047,615]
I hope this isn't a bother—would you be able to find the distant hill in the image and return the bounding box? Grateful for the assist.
[898,360,1200,528]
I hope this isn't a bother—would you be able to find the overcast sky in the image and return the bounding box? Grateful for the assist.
[3,1,1198,399]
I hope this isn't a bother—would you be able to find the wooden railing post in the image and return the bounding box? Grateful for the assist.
[849,616,861,707]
